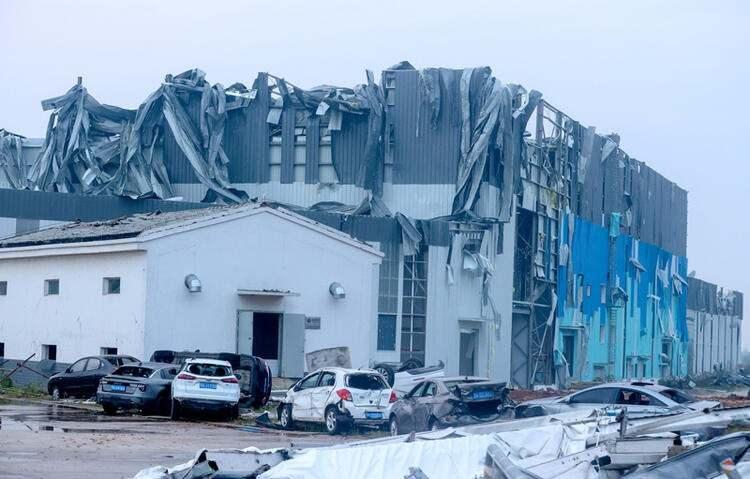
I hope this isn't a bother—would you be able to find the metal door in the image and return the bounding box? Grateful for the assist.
[511,313,530,388]
[281,313,305,378]
[237,311,254,356]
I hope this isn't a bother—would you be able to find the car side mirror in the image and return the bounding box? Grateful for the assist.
[65,367,71,373]
[234,373,241,380]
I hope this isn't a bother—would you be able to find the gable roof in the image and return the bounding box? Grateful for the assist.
[0,201,382,258]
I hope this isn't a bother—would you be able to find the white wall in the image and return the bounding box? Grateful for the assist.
[142,211,381,373]
[0,251,147,362]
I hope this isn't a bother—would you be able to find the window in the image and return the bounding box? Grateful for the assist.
[422,382,437,397]
[100,347,118,355]
[0,281,7,295]
[0,342,4,357]
[568,387,617,404]
[103,277,121,295]
[85,358,103,371]
[401,246,427,364]
[114,366,155,378]
[346,373,387,390]
[186,363,231,377]
[44,279,59,296]
[161,367,178,380]
[660,388,696,404]
[69,359,87,372]
[319,372,336,387]
[377,243,400,351]
[616,389,665,407]
[297,372,320,390]
[42,344,57,361]
[599,316,607,344]
[406,382,427,398]
[600,284,607,304]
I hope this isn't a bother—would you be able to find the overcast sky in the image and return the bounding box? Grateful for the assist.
[2,0,748,345]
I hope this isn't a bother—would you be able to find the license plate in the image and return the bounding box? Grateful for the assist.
[111,384,127,392]
[472,390,494,400]
[365,411,383,420]
[199,382,217,390]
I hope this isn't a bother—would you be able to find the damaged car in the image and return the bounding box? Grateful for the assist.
[47,355,139,400]
[96,362,179,415]
[388,377,513,435]
[171,358,241,420]
[277,368,396,434]
[514,381,712,419]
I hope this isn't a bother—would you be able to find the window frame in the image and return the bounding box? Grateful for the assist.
[568,387,618,404]
[103,277,121,295]
[0,281,7,296]
[69,358,87,372]
[296,372,321,391]
[44,279,60,296]
[42,344,57,361]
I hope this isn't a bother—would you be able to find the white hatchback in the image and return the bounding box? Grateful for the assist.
[278,368,395,434]
[171,358,241,419]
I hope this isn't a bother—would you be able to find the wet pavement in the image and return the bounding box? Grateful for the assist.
[0,399,358,479]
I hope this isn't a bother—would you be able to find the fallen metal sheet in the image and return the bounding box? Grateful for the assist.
[133,447,290,479]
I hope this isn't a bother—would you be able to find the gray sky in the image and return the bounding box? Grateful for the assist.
[2,0,748,345]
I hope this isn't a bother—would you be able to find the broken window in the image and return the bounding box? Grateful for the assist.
[42,344,57,361]
[599,316,607,344]
[0,281,6,295]
[44,279,59,296]
[100,347,118,355]
[377,242,400,351]
[103,277,121,295]
[401,245,427,364]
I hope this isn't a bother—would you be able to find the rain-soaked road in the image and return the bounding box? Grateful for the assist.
[0,400,356,479]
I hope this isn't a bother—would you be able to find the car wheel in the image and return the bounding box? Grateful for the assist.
[325,407,340,435]
[170,398,180,420]
[102,403,117,415]
[373,363,395,387]
[389,416,399,436]
[401,358,424,371]
[51,387,61,401]
[279,404,294,430]
[229,404,240,420]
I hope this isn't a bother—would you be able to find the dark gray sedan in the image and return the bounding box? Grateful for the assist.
[96,362,179,415]
[388,377,512,435]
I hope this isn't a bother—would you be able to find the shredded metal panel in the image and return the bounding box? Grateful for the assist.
[280,107,295,184]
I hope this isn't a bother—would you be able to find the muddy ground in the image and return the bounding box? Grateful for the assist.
[0,400,362,479]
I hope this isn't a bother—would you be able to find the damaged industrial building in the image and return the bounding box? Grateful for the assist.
[0,62,743,387]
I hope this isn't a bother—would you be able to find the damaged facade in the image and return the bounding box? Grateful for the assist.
[0,62,742,386]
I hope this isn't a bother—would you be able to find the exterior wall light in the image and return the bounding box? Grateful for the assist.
[329,282,345,299]
[185,274,202,293]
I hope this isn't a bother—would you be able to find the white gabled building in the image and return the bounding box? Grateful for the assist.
[0,203,382,377]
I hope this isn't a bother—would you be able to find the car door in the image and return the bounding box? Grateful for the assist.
[62,358,90,395]
[395,382,426,433]
[82,358,107,396]
[291,372,320,420]
[412,382,438,431]
[566,387,618,411]
[310,371,336,421]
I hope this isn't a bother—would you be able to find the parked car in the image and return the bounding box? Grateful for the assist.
[47,355,139,400]
[151,350,272,408]
[96,362,179,415]
[514,381,707,419]
[170,358,241,420]
[388,377,513,435]
[277,367,396,434]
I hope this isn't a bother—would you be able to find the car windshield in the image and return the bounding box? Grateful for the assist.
[187,363,231,377]
[113,366,154,378]
[659,388,696,404]
[346,373,387,390]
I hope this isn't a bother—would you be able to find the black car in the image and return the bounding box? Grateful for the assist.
[97,362,179,415]
[47,355,139,399]
[388,376,513,435]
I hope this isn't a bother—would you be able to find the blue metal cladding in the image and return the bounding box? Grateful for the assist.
[330,113,368,185]
[226,73,270,183]
[305,116,320,184]
[162,90,201,183]
[556,213,689,381]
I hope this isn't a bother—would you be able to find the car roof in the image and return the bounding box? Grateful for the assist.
[309,367,378,374]
[185,358,232,367]
[571,382,681,401]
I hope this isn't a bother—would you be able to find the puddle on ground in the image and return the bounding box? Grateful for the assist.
[0,416,161,434]
[0,403,165,434]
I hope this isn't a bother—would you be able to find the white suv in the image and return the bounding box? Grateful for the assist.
[171,358,241,419]
[278,368,395,434]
